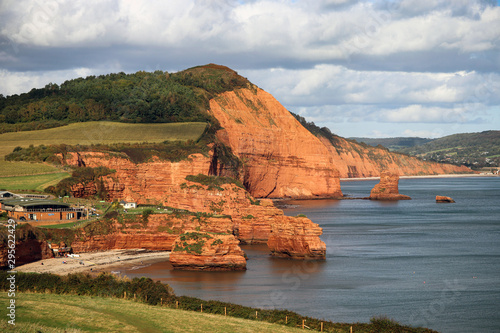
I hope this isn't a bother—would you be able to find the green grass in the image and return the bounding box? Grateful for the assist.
[0,172,70,191]
[0,121,206,190]
[0,161,61,177]
[0,292,305,333]
[38,220,91,229]
[0,121,207,159]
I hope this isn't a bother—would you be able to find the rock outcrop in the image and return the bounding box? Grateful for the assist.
[369,172,411,200]
[169,232,246,271]
[0,239,53,268]
[436,195,455,203]
[267,216,326,260]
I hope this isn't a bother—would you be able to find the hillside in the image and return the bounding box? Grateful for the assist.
[349,137,433,151]
[0,64,249,134]
[398,131,500,170]
[351,131,500,170]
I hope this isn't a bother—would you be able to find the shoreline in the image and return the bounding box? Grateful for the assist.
[15,249,170,276]
[341,173,497,181]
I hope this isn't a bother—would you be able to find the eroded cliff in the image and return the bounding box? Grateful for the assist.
[209,88,343,199]
[207,85,474,194]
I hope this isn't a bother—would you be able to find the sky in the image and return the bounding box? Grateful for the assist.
[1,0,499,138]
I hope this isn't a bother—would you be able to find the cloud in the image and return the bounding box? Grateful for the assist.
[0,0,499,137]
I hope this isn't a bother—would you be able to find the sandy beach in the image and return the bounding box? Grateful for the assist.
[16,249,170,275]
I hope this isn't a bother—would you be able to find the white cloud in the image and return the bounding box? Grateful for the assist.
[0,0,499,137]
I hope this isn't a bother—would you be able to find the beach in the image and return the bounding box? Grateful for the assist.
[16,249,170,275]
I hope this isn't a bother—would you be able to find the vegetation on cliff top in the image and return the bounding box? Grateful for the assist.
[0,64,250,134]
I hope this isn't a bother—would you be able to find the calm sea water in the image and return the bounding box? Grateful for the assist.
[123,177,500,333]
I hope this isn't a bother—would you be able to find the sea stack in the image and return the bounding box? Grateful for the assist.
[369,171,411,200]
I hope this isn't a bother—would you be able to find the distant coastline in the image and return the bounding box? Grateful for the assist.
[341,173,498,181]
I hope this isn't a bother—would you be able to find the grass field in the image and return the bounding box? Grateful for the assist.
[0,121,207,187]
[0,172,70,191]
[0,121,208,158]
[0,292,305,333]
[0,161,62,177]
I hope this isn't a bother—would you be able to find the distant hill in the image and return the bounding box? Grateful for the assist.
[349,137,433,151]
[353,131,500,170]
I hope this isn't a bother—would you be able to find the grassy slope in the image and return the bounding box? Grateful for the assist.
[0,172,70,191]
[0,292,305,333]
[0,122,207,188]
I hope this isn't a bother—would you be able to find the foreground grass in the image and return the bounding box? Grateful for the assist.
[0,172,70,191]
[0,292,305,333]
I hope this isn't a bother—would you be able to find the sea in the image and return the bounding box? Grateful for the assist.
[122,177,500,333]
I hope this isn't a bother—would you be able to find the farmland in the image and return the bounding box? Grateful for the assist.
[0,122,207,189]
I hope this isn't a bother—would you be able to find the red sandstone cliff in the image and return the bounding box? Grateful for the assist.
[169,232,246,271]
[369,172,411,200]
[209,88,343,199]
[206,85,474,197]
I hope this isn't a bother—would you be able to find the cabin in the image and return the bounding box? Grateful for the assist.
[0,198,85,222]
[119,200,137,209]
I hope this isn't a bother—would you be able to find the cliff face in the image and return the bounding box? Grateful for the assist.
[209,88,343,199]
[169,232,246,271]
[207,86,473,193]
[0,239,53,268]
[319,137,474,178]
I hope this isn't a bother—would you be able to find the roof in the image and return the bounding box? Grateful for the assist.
[0,191,18,197]
[0,198,71,209]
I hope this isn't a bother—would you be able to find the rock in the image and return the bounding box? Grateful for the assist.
[369,172,411,200]
[170,232,246,270]
[267,216,326,260]
[436,195,455,203]
[0,239,53,268]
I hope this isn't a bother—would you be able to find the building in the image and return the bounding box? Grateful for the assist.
[0,198,85,222]
[119,200,137,209]
[0,191,19,199]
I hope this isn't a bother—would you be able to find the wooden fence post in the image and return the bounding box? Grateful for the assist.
[350,326,353,333]
[176,301,179,309]
[201,304,203,313]
[224,307,227,316]
[134,293,136,300]
[255,311,258,319]
[124,291,126,299]
[302,319,305,329]
[321,322,323,332]
[285,316,288,324]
